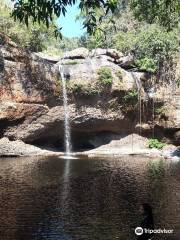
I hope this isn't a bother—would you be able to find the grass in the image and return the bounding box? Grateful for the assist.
[63,60,79,65]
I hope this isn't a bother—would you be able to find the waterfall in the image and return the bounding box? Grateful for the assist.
[59,65,71,155]
[148,85,155,138]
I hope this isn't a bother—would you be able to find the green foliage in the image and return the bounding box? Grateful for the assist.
[44,37,80,55]
[148,138,166,150]
[97,67,113,85]
[134,25,179,65]
[78,2,179,77]
[70,83,99,96]
[63,61,79,65]
[130,0,179,31]
[79,7,139,50]
[135,57,157,73]
[155,106,167,115]
[11,0,118,36]
[123,90,138,102]
[0,1,81,54]
[114,24,179,73]
[0,2,58,52]
[71,83,84,92]
[11,0,179,36]
[113,31,136,54]
[121,89,138,112]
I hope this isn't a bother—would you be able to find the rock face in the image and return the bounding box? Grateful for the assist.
[0,36,179,152]
[64,48,89,59]
[0,137,52,156]
[0,37,60,105]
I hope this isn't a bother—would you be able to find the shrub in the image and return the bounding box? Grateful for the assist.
[134,25,179,74]
[135,57,157,73]
[123,90,138,102]
[121,90,138,113]
[97,67,113,85]
[71,83,99,96]
[72,83,84,92]
[148,138,166,149]
[114,24,179,75]
[113,31,136,54]
[155,106,167,115]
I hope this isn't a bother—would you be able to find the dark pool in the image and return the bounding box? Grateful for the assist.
[0,155,179,240]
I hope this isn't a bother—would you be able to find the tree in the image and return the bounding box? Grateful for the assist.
[11,0,118,36]
[11,0,179,36]
[0,1,59,52]
[130,0,180,31]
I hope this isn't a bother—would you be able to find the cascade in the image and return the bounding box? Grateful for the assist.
[59,64,71,155]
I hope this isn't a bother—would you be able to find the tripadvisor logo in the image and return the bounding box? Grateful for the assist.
[135,227,174,236]
[135,227,143,235]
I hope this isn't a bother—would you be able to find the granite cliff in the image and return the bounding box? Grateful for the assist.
[0,34,179,155]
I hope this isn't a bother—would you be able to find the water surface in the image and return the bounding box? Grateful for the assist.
[0,155,179,240]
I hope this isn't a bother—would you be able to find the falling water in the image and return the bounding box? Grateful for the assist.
[59,65,71,155]
[131,72,142,137]
[148,85,155,138]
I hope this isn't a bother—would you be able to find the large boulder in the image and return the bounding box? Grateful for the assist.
[64,48,89,59]
[59,56,141,92]
[117,54,135,68]
[91,48,123,60]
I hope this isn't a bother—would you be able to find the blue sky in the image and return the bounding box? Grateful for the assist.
[57,2,85,38]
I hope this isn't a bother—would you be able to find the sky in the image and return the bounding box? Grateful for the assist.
[6,0,85,38]
[57,2,85,38]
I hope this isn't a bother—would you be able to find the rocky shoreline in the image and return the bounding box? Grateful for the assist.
[0,135,179,160]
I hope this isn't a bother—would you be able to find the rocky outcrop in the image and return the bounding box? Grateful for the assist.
[0,137,53,156]
[0,36,179,154]
[64,48,89,59]
[2,103,132,147]
[0,37,60,105]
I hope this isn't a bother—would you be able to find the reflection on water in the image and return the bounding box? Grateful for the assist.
[0,156,180,240]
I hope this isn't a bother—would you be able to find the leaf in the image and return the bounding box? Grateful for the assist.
[25,15,29,26]
[62,7,66,16]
